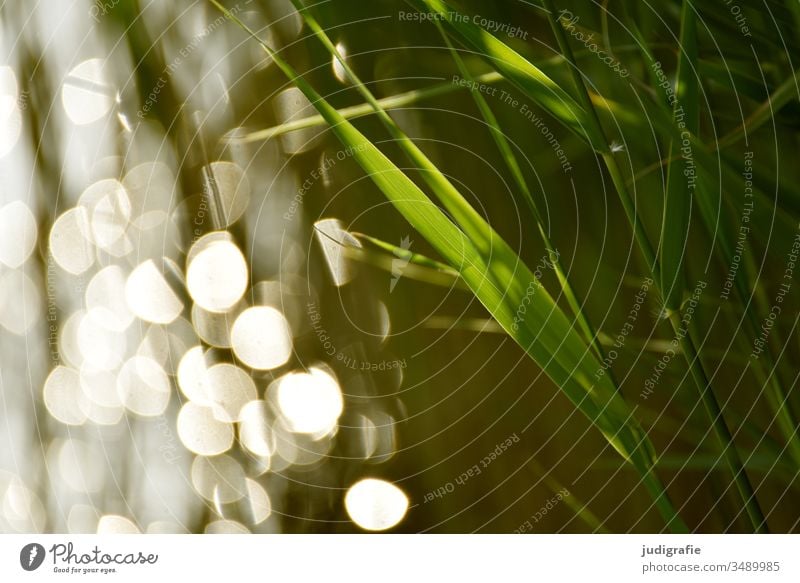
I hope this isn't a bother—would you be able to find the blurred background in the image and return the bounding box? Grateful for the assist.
[0,0,798,533]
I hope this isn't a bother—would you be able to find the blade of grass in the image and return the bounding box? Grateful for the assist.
[292,0,564,270]
[209,0,688,532]
[695,167,800,472]
[352,232,461,274]
[232,70,503,143]
[411,0,793,240]
[714,69,800,151]
[527,459,610,533]
[621,0,663,91]
[699,59,774,103]
[535,0,658,267]
[667,314,766,532]
[607,454,794,478]
[285,0,606,391]
[423,3,790,419]
[345,232,467,289]
[404,0,606,151]
[428,316,700,358]
[685,63,800,382]
[670,70,800,472]
[432,17,606,363]
[423,316,506,334]
[659,0,698,311]
[409,0,790,237]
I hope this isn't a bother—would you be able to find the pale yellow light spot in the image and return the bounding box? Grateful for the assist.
[231,306,292,370]
[186,234,248,312]
[0,66,22,157]
[78,179,131,251]
[62,59,113,125]
[332,42,349,84]
[49,208,95,275]
[190,455,246,503]
[0,269,41,335]
[177,346,211,405]
[125,259,183,324]
[177,402,234,456]
[345,478,408,531]
[239,400,274,457]
[244,478,272,524]
[43,366,88,426]
[275,368,343,435]
[77,309,126,370]
[116,356,170,417]
[85,266,134,331]
[205,363,257,422]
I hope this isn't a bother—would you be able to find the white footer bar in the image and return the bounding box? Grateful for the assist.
[0,535,796,582]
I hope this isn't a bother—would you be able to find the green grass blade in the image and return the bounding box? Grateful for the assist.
[621,0,663,90]
[527,459,610,533]
[714,69,800,151]
[668,313,767,532]
[659,0,699,309]
[286,0,614,402]
[433,18,605,362]
[352,232,459,274]
[333,235,466,290]
[405,0,605,151]
[290,0,532,263]
[640,7,783,523]
[231,70,503,143]
[348,231,466,290]
[659,96,800,474]
[540,0,658,276]
[699,59,773,103]
[423,316,505,334]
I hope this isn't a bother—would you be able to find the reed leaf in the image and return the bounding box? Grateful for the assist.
[432,17,605,360]
[659,0,698,310]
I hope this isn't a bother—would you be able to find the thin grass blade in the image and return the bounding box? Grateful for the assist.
[433,17,605,361]
[659,0,699,309]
